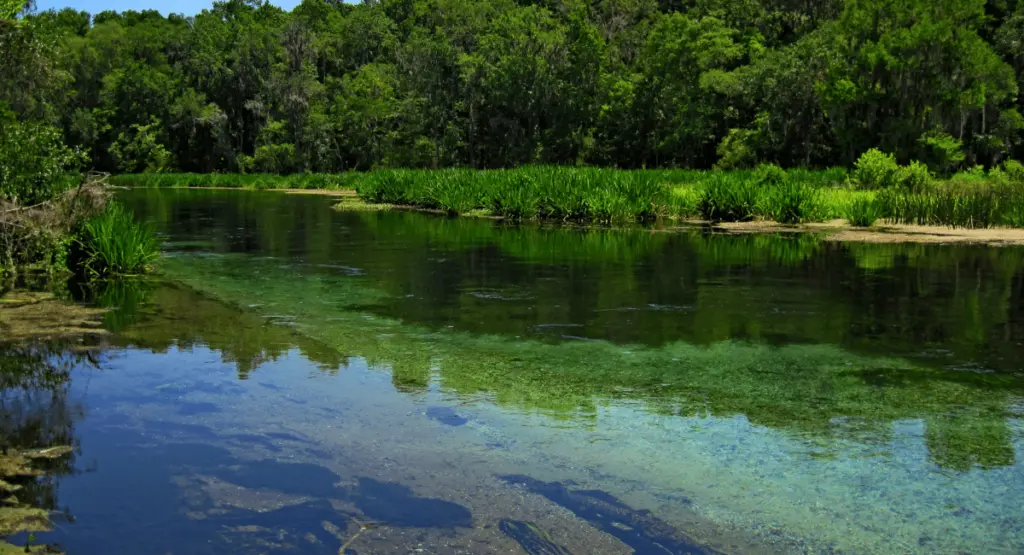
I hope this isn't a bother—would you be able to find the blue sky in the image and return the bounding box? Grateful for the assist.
[34,0,302,15]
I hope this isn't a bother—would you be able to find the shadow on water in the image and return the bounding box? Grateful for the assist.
[500,475,716,555]
[498,520,572,555]
[29,418,473,554]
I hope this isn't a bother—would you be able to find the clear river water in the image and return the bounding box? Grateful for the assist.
[3,188,1024,554]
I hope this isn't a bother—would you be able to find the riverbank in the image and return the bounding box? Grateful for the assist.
[111,164,1024,232]
[707,220,1024,245]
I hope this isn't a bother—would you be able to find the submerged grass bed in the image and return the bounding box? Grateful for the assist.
[114,165,1024,228]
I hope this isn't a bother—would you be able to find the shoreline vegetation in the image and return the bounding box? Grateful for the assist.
[110,155,1024,243]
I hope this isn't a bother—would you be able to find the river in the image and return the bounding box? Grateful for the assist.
[4,188,1023,554]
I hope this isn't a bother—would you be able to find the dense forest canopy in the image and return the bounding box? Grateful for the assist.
[5,0,1024,173]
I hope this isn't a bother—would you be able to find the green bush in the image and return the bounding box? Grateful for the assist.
[853,149,900,189]
[917,130,965,175]
[896,161,932,192]
[753,163,788,187]
[0,111,82,205]
[77,202,159,276]
[1001,160,1024,182]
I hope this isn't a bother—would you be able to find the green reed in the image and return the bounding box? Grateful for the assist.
[698,174,760,222]
[76,202,160,277]
[114,166,1024,228]
[845,197,882,227]
[876,183,1022,229]
[759,180,821,224]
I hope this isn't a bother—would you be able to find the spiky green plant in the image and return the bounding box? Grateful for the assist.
[488,170,541,219]
[698,175,759,222]
[845,198,882,227]
[78,202,159,276]
[760,180,820,224]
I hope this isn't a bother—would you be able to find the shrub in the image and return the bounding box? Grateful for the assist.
[896,161,932,192]
[1001,160,1024,182]
[0,111,82,205]
[77,202,159,277]
[110,118,173,173]
[917,130,965,175]
[853,149,900,189]
[753,163,788,187]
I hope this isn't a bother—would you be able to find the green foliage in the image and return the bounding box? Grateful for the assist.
[897,161,933,193]
[109,118,173,173]
[753,163,788,187]
[853,149,901,189]
[429,169,481,215]
[489,171,541,220]
[352,167,667,223]
[853,150,932,192]
[760,180,820,224]
[2,0,1020,176]
[110,172,360,190]
[77,202,159,276]
[918,131,966,175]
[1000,159,1024,182]
[0,0,25,20]
[0,111,82,205]
[699,175,759,222]
[845,198,882,227]
[877,186,1004,229]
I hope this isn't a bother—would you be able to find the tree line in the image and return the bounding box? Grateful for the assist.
[5,0,1024,174]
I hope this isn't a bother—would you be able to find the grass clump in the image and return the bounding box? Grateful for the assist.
[877,186,1002,229]
[760,180,820,224]
[429,169,483,215]
[698,175,759,222]
[76,202,159,277]
[845,197,882,227]
[488,170,541,219]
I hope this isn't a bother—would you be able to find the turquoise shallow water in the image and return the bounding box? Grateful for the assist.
[3,188,1024,553]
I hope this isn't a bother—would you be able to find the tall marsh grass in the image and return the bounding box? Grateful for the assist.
[876,181,1024,228]
[77,202,159,276]
[114,161,1024,229]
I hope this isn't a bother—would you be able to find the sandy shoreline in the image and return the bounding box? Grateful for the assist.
[707,220,1024,245]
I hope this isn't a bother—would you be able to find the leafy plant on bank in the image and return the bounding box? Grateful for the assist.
[77,202,159,277]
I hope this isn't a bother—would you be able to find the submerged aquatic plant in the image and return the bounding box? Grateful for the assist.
[78,202,159,276]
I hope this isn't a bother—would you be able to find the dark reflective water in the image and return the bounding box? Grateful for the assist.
[3,188,1024,554]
